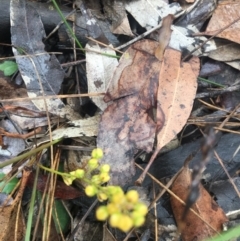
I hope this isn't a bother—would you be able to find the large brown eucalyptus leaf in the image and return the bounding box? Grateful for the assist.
[136,48,200,184]
[98,39,162,186]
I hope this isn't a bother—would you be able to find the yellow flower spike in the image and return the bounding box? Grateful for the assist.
[85,185,97,197]
[126,190,139,204]
[91,148,103,159]
[96,206,109,221]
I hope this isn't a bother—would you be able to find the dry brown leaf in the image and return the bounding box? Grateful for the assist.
[136,48,199,184]
[203,0,240,44]
[170,166,228,241]
[157,48,199,149]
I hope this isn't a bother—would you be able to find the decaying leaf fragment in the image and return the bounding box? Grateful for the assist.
[170,166,228,241]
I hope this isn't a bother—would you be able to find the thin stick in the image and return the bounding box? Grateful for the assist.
[0,92,104,103]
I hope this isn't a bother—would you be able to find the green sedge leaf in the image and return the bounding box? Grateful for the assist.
[52,200,71,234]
[205,225,240,241]
[0,173,19,194]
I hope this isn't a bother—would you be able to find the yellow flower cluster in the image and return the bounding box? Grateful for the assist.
[62,148,148,232]
[96,188,148,232]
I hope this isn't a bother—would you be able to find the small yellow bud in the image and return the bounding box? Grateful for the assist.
[96,206,109,221]
[91,148,104,159]
[117,214,133,232]
[111,191,125,204]
[75,169,85,178]
[133,216,145,227]
[91,175,101,185]
[97,192,108,202]
[85,185,97,197]
[63,176,75,186]
[131,211,145,227]
[126,190,139,204]
[107,203,119,214]
[109,213,121,227]
[63,174,75,186]
[134,203,148,216]
[69,171,76,176]
[106,186,122,196]
[99,173,110,183]
[100,164,110,173]
[88,158,99,169]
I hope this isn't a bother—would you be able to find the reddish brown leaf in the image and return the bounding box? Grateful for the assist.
[170,166,228,241]
[27,172,83,200]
